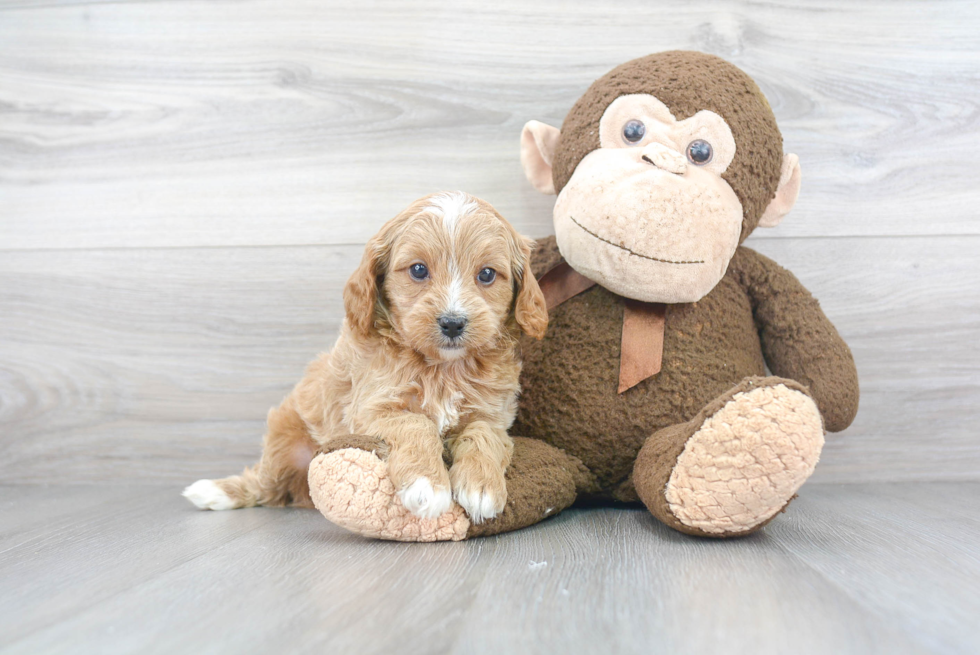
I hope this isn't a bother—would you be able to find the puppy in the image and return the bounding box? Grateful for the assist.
[183,192,548,524]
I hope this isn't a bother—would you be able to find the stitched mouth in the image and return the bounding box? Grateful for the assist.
[568,215,704,265]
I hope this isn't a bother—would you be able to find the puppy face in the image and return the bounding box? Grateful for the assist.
[344,192,547,361]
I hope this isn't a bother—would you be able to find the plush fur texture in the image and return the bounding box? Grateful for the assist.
[664,383,823,534]
[309,434,592,540]
[512,237,858,505]
[551,50,783,242]
[634,377,824,537]
[305,231,857,541]
[184,192,547,525]
[287,52,860,542]
[551,92,745,303]
[309,445,471,542]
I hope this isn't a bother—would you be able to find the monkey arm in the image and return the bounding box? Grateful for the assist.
[729,247,859,432]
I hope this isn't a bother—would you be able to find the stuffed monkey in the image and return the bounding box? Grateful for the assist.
[308,51,858,540]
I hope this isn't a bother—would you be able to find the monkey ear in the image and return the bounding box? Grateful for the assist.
[758,153,802,228]
[520,120,561,195]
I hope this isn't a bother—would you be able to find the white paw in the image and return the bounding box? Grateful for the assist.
[397,478,453,519]
[455,487,503,525]
[182,479,236,511]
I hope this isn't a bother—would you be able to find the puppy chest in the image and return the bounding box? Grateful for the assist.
[406,372,518,437]
[422,390,466,436]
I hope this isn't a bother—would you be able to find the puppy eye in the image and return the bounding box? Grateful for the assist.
[409,263,429,281]
[477,268,496,285]
[622,120,646,145]
[686,139,713,165]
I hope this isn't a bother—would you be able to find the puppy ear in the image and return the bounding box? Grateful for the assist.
[509,232,548,340]
[344,219,400,338]
[343,242,382,338]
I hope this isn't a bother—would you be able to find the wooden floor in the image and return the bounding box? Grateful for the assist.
[2,0,980,487]
[3,0,980,652]
[1,482,977,654]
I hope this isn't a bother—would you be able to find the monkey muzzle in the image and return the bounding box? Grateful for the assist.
[640,143,687,175]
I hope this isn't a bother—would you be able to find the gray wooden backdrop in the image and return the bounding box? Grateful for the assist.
[1,0,978,486]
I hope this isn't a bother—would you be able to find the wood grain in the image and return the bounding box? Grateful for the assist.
[769,483,980,654]
[2,3,978,652]
[0,236,977,484]
[3,483,977,654]
[2,0,980,250]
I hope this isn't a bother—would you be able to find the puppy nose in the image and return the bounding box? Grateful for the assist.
[641,142,687,175]
[438,315,466,339]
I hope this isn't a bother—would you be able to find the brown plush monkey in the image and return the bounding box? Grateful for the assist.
[308,51,858,540]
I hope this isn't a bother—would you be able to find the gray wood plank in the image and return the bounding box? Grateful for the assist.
[0,485,158,551]
[767,483,980,654]
[1,236,977,485]
[749,236,980,484]
[0,485,279,647]
[7,483,966,655]
[444,508,924,655]
[2,0,979,249]
[1,1,978,652]
[0,245,353,484]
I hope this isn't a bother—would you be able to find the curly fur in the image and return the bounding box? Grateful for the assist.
[184,192,547,523]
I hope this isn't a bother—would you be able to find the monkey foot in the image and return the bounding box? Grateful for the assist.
[308,447,470,542]
[636,377,825,537]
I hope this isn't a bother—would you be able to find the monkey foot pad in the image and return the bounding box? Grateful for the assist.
[308,448,470,542]
[666,383,825,535]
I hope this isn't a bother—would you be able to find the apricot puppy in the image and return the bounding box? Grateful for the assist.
[183,192,548,524]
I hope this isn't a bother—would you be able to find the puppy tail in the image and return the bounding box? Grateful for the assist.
[182,469,272,510]
[184,401,317,510]
[185,465,313,510]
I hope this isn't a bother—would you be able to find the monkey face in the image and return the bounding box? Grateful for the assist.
[552,94,744,304]
[522,53,803,304]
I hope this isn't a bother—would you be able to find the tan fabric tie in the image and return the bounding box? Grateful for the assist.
[618,300,666,393]
[537,262,666,393]
[537,261,597,311]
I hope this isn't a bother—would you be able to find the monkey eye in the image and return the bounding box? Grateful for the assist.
[477,267,496,285]
[622,119,646,145]
[409,263,429,281]
[686,139,713,165]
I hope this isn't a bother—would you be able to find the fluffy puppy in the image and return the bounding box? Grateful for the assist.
[183,192,548,524]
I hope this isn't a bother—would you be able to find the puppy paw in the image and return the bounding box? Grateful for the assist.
[397,477,454,519]
[183,479,236,510]
[450,462,507,524]
[455,487,505,524]
[309,449,470,542]
[385,446,452,520]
